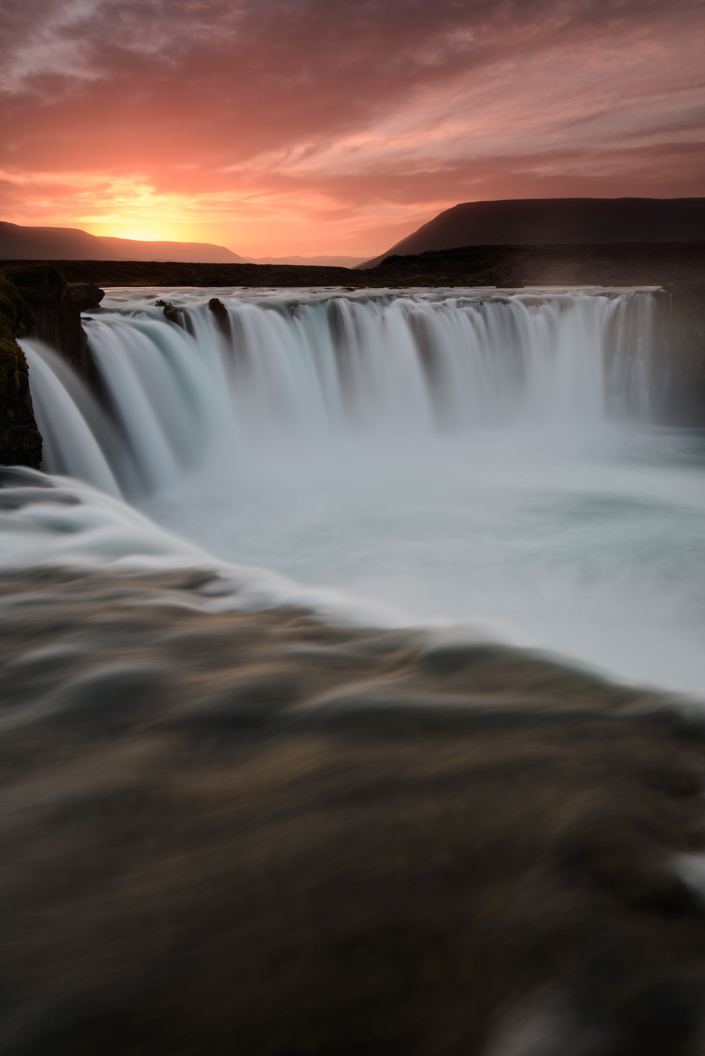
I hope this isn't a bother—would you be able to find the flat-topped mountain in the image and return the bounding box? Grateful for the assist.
[360,197,705,267]
[0,222,247,263]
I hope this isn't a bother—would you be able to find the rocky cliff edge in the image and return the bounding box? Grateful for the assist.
[0,265,103,467]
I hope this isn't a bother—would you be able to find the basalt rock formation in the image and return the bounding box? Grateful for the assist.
[3,265,104,379]
[0,265,104,467]
[0,275,42,467]
[656,284,705,424]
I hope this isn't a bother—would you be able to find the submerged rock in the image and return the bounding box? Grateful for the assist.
[208,296,231,338]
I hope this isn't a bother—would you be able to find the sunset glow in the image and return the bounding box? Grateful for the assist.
[2,0,704,257]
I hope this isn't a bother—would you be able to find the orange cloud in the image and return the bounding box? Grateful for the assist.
[1,0,704,256]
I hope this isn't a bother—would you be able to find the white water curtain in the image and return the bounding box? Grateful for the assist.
[23,289,655,498]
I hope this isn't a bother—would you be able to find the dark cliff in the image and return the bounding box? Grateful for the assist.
[655,284,705,425]
[0,275,42,468]
[0,265,103,468]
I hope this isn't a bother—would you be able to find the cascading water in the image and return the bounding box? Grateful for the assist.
[22,287,656,497]
[18,286,705,695]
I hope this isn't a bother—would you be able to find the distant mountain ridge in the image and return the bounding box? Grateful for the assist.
[0,222,248,263]
[253,254,366,267]
[359,198,705,268]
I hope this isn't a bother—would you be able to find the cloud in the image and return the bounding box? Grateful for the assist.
[1,0,703,254]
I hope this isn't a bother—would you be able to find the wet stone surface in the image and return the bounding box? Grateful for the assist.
[1,566,705,1055]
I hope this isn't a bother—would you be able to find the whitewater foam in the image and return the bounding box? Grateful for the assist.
[14,286,705,694]
[1,466,510,636]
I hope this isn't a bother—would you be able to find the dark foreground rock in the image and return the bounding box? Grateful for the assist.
[0,265,104,467]
[2,264,103,382]
[1,552,705,1055]
[0,275,42,467]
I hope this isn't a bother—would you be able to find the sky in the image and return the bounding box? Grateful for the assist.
[1,0,704,258]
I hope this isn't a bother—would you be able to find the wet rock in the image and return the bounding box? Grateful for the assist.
[1,564,705,1055]
[66,281,104,312]
[2,264,101,388]
[0,274,42,468]
[38,663,169,733]
[0,266,108,465]
[161,302,194,334]
[208,296,231,338]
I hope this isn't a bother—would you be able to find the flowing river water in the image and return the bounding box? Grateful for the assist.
[16,285,705,696]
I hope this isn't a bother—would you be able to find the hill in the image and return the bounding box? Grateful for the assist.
[98,236,249,263]
[360,198,705,267]
[359,241,705,288]
[0,222,247,263]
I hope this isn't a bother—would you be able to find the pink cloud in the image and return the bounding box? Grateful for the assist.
[1,0,703,255]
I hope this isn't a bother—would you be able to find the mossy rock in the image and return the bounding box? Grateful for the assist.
[0,263,101,389]
[0,274,42,467]
[0,274,34,397]
[1,263,66,311]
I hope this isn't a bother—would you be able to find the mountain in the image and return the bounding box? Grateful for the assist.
[0,222,248,263]
[0,222,111,260]
[359,198,705,268]
[98,237,249,263]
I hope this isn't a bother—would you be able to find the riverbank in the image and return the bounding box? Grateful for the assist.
[3,240,705,287]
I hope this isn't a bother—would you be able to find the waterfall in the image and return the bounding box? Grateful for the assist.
[14,286,705,696]
[22,288,656,499]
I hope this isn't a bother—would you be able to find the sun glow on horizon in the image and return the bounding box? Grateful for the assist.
[1,0,703,260]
